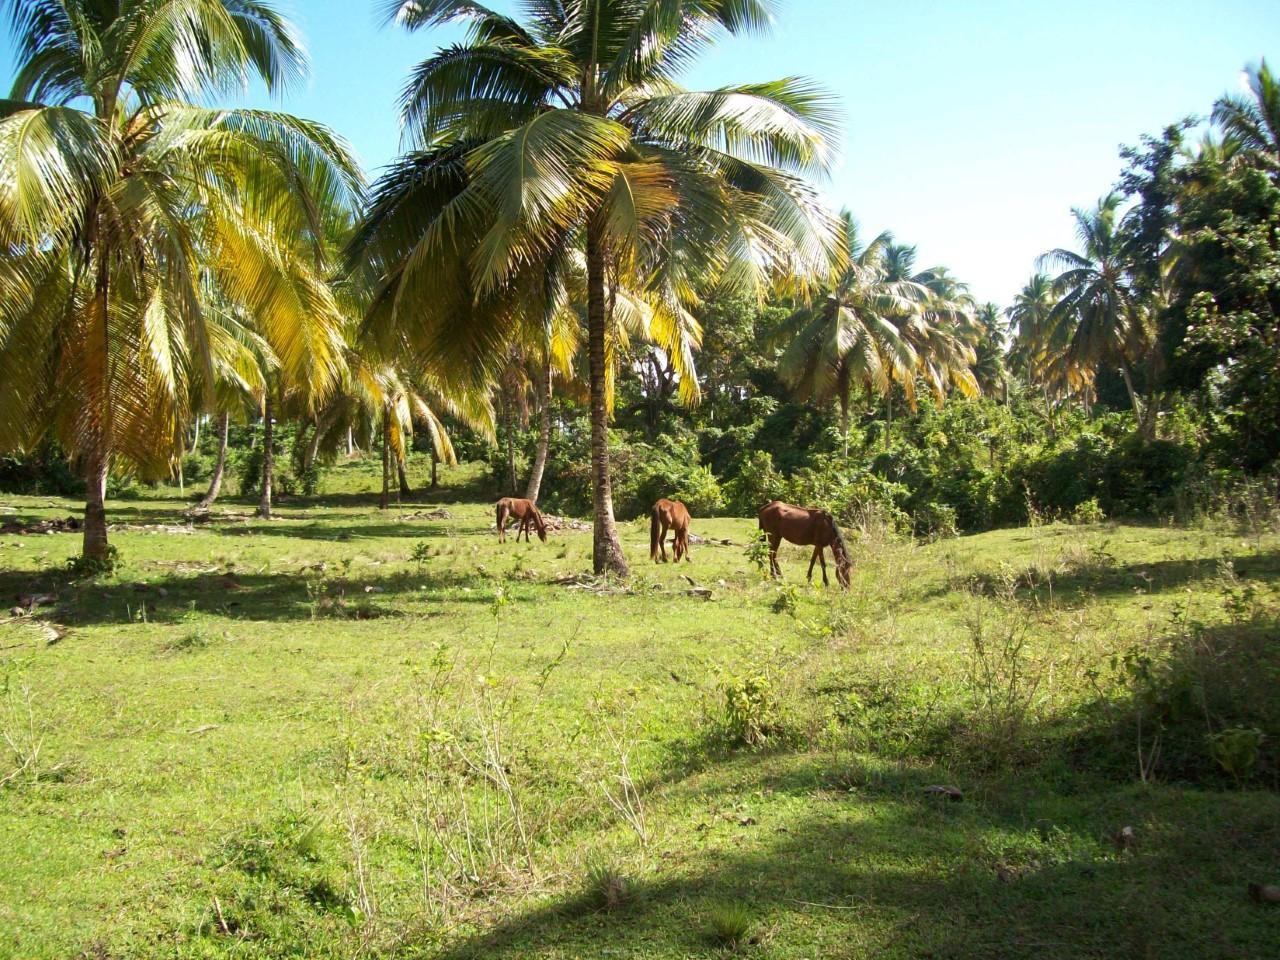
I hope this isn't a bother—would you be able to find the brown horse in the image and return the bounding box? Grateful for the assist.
[650,499,692,563]
[757,500,851,588]
[496,497,547,543]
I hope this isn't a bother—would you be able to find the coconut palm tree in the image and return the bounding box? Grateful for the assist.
[0,0,362,560]
[365,0,840,576]
[899,264,980,405]
[1036,195,1147,424]
[970,303,1009,400]
[775,213,919,456]
[1212,59,1280,172]
[1007,274,1059,385]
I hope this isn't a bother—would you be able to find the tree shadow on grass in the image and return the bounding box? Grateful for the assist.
[954,547,1280,604]
[0,566,506,626]
[420,754,1278,960]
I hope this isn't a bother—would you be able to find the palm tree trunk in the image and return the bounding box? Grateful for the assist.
[257,393,274,519]
[346,425,354,457]
[884,390,893,450]
[430,447,439,489]
[525,356,552,503]
[198,412,230,509]
[398,459,412,500]
[82,238,112,561]
[189,415,201,455]
[586,222,629,577]
[839,390,850,459]
[303,416,322,473]
[501,387,517,494]
[82,450,110,561]
[380,406,391,510]
[1118,362,1156,441]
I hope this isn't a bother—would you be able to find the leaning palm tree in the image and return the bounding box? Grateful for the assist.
[1036,195,1148,424]
[1212,59,1280,172]
[0,0,362,560]
[775,213,920,456]
[363,0,840,576]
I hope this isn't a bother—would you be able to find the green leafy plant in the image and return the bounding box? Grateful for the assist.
[745,532,771,577]
[65,545,120,579]
[722,675,780,747]
[1207,726,1265,785]
[770,583,801,616]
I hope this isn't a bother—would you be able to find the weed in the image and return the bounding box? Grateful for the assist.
[705,900,755,950]
[65,546,121,579]
[721,674,780,747]
[744,532,770,577]
[164,629,210,653]
[0,674,44,788]
[410,541,432,568]
[1070,497,1106,525]
[963,592,1043,762]
[584,861,634,912]
[770,582,800,616]
[1207,726,1265,784]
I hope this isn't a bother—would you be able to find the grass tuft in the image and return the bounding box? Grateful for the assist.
[705,900,755,950]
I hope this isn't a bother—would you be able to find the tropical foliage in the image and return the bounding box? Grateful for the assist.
[0,3,1277,571]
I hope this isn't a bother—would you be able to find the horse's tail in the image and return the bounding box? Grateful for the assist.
[650,504,662,560]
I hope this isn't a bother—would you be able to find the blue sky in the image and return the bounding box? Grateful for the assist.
[2,1,1276,305]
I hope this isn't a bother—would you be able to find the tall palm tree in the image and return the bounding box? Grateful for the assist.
[0,0,362,559]
[899,264,980,405]
[970,303,1009,400]
[363,0,839,576]
[1212,60,1280,173]
[775,212,918,455]
[1036,195,1148,424]
[1007,273,1059,387]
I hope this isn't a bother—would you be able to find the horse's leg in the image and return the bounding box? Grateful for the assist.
[660,520,670,562]
[520,517,530,542]
[682,529,691,563]
[818,546,829,586]
[807,545,820,582]
[768,533,782,578]
[497,506,506,543]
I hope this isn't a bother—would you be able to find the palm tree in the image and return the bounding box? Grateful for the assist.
[1007,274,1059,387]
[970,303,1009,400]
[899,264,980,405]
[1036,195,1148,425]
[365,0,839,576]
[1212,60,1280,172]
[775,213,918,456]
[0,0,362,559]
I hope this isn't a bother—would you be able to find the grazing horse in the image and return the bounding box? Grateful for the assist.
[757,500,851,589]
[495,497,547,543]
[650,499,692,563]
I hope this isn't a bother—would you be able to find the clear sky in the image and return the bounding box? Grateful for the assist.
[2,1,1276,306]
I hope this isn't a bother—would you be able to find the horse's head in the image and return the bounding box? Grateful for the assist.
[534,511,548,542]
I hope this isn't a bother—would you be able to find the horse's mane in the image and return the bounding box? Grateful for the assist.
[824,510,850,560]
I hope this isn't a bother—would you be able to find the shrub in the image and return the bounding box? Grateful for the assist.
[1069,497,1106,525]
[721,674,781,747]
[66,546,121,579]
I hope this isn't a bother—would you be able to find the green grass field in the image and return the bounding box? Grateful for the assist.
[2,460,1278,959]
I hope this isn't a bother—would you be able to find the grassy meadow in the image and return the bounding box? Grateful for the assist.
[2,460,1279,959]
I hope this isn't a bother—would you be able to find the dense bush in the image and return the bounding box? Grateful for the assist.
[0,443,83,496]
